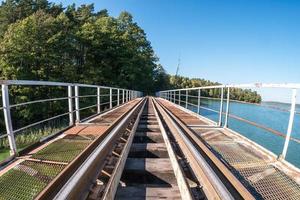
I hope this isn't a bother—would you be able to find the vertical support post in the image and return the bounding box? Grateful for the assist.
[97,87,101,113]
[75,85,80,123]
[173,91,176,103]
[68,85,74,125]
[281,89,297,159]
[218,87,224,127]
[224,87,230,128]
[109,88,112,109]
[117,89,120,106]
[2,84,17,155]
[179,90,181,106]
[197,89,201,114]
[185,90,188,108]
[122,89,125,103]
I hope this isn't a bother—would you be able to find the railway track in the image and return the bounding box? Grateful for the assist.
[49,97,252,200]
[1,96,299,199]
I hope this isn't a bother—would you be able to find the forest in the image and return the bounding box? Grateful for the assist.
[0,0,261,160]
[0,0,261,103]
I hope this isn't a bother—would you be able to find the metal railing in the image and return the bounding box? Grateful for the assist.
[157,83,300,164]
[0,80,142,160]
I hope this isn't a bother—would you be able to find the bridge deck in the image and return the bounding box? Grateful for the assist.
[0,100,140,200]
[0,97,299,200]
[157,98,300,199]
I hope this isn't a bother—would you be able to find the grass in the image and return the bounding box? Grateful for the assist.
[0,148,10,162]
[0,120,68,163]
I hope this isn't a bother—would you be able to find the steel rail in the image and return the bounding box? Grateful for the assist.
[153,98,234,200]
[99,99,147,200]
[154,98,255,200]
[36,101,141,200]
[150,98,194,200]
[51,98,145,200]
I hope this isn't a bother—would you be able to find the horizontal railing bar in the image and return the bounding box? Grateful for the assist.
[0,134,8,139]
[10,97,69,108]
[0,80,138,92]
[167,97,300,144]
[0,80,72,86]
[199,106,220,113]
[77,95,97,98]
[187,102,198,107]
[13,112,70,134]
[159,83,300,92]
[77,104,97,111]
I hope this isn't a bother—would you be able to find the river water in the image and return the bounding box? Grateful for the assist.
[185,99,300,168]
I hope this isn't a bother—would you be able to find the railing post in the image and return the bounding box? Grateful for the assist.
[68,85,74,125]
[2,84,17,156]
[109,88,112,109]
[117,89,120,106]
[122,89,125,103]
[97,87,101,113]
[218,87,224,127]
[74,85,80,123]
[197,89,201,114]
[224,87,230,128]
[179,90,181,106]
[185,90,188,108]
[173,91,176,103]
[281,89,297,159]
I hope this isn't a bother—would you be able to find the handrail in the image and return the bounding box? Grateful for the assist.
[0,80,138,91]
[157,83,299,165]
[0,80,142,160]
[159,82,300,92]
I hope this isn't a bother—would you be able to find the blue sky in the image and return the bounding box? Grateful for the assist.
[52,0,300,103]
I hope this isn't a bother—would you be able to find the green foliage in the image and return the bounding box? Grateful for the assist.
[0,0,261,143]
[0,2,166,93]
[168,75,262,103]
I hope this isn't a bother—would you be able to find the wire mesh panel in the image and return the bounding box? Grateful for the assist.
[0,160,65,200]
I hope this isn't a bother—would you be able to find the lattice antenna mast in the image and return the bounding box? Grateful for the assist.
[175,55,180,77]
